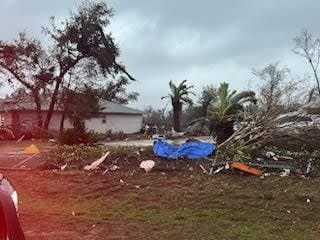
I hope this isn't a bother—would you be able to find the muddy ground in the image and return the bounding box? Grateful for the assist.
[3,169,320,240]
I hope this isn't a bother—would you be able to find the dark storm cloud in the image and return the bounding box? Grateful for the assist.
[1,0,320,108]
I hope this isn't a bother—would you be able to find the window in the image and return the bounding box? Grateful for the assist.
[102,115,106,124]
[0,114,4,126]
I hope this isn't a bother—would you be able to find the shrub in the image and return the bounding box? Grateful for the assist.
[57,128,102,145]
[105,130,127,141]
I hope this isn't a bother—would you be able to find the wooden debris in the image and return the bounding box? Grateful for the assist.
[248,162,293,170]
[199,164,208,174]
[277,155,294,161]
[231,162,263,176]
[84,152,110,171]
[214,166,225,174]
[16,135,25,143]
[13,153,39,168]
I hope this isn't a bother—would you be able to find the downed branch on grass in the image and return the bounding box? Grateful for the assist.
[216,108,320,155]
[13,153,40,168]
[84,152,110,171]
[199,164,209,174]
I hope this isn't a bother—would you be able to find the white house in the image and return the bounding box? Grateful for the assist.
[0,99,143,134]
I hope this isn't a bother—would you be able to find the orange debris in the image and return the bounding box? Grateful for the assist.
[231,162,263,176]
[24,144,40,154]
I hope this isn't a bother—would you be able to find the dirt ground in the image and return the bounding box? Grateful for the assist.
[3,169,320,240]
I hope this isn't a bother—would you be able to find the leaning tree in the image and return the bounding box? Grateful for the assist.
[0,1,136,131]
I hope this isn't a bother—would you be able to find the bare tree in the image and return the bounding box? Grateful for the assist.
[253,63,289,112]
[293,30,320,95]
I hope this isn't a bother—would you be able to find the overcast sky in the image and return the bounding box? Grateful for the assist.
[1,0,320,110]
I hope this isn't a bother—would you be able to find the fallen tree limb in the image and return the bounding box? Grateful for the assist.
[84,152,110,171]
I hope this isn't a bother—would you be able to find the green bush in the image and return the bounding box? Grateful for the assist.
[46,144,151,167]
[47,145,107,165]
[105,130,127,141]
[57,128,102,145]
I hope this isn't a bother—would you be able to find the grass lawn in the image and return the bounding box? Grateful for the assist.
[3,169,319,240]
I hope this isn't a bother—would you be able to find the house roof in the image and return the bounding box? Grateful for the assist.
[100,101,143,115]
[0,99,142,115]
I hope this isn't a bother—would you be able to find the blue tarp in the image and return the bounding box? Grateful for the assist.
[153,139,216,160]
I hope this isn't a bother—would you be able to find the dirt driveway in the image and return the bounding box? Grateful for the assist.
[0,141,54,169]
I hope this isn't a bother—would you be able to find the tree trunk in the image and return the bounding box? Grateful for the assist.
[215,121,234,144]
[33,92,43,129]
[311,62,320,96]
[59,113,66,135]
[173,103,182,132]
[59,72,73,135]
[44,79,62,130]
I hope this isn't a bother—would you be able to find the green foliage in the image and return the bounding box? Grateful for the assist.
[162,80,195,105]
[233,144,261,162]
[162,80,195,131]
[47,144,149,166]
[105,130,127,141]
[48,144,107,165]
[193,82,256,143]
[207,82,256,125]
[198,85,217,115]
[64,86,101,130]
[57,128,101,145]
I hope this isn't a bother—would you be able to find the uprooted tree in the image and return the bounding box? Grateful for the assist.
[0,1,136,132]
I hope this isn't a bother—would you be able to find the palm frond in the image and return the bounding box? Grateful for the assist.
[231,91,256,104]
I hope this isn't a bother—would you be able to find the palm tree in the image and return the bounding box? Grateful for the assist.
[162,80,195,132]
[193,82,256,144]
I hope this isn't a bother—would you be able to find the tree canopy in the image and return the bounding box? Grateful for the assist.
[0,0,137,132]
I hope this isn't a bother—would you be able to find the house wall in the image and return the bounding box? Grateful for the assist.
[0,110,142,134]
[14,111,73,131]
[85,114,143,134]
[1,112,13,126]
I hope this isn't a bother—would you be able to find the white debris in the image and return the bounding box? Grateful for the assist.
[266,151,276,158]
[139,160,155,173]
[225,162,230,170]
[84,152,110,171]
[60,163,68,171]
[213,166,225,174]
[279,169,290,177]
[109,165,120,171]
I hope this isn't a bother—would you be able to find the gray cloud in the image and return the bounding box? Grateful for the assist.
[1,0,319,109]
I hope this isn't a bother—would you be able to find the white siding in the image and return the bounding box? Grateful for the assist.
[18,112,73,131]
[85,114,142,134]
